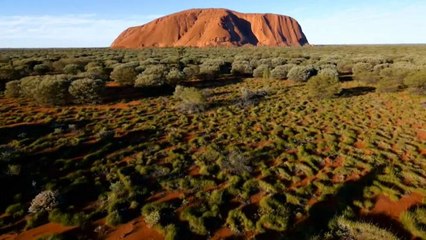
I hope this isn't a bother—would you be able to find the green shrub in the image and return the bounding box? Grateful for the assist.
[105,210,123,226]
[325,217,398,240]
[68,78,105,104]
[173,86,207,113]
[376,67,408,93]
[166,68,185,85]
[404,70,426,95]
[85,66,109,81]
[33,64,51,75]
[180,204,218,236]
[4,80,21,98]
[5,203,25,218]
[287,65,317,82]
[307,68,341,99]
[0,145,20,163]
[134,65,167,87]
[0,66,19,82]
[164,224,179,240]
[257,194,290,232]
[63,64,82,75]
[239,87,268,107]
[20,76,43,98]
[271,57,288,67]
[336,60,354,74]
[199,64,220,81]
[352,62,379,83]
[48,209,87,226]
[271,64,295,80]
[183,65,200,80]
[400,206,426,238]
[110,64,138,86]
[34,75,72,105]
[253,64,270,78]
[25,211,47,230]
[226,208,254,233]
[231,61,253,76]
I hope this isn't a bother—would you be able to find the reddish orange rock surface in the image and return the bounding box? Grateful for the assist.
[111,8,309,48]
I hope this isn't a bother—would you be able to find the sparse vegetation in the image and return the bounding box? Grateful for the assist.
[1,45,426,239]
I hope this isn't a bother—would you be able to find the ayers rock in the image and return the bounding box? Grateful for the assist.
[111,8,309,48]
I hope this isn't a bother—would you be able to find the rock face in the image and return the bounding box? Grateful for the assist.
[111,8,309,48]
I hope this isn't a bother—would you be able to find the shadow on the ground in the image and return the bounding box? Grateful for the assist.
[282,164,411,239]
[339,86,376,98]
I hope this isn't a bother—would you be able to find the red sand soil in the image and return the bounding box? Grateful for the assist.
[250,191,265,204]
[416,129,426,141]
[147,191,183,203]
[188,165,200,176]
[111,8,308,48]
[370,192,424,219]
[354,140,367,149]
[0,223,76,240]
[211,227,234,240]
[106,217,163,240]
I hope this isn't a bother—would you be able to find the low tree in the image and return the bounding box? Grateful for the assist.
[231,60,253,76]
[69,78,105,104]
[110,64,138,86]
[4,80,21,98]
[287,65,317,82]
[271,64,295,80]
[404,70,426,95]
[34,75,72,105]
[134,65,168,87]
[307,68,341,99]
[173,85,207,113]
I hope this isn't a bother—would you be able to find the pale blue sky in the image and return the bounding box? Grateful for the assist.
[0,0,425,47]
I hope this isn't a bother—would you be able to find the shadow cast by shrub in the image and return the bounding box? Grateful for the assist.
[339,86,376,98]
[284,164,388,239]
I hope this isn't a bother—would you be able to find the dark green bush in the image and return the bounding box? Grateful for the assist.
[105,209,123,226]
[173,85,207,113]
[33,64,51,75]
[48,209,87,226]
[183,65,200,81]
[307,68,341,99]
[5,203,25,218]
[226,208,254,233]
[166,68,185,85]
[376,67,408,93]
[63,64,82,75]
[20,76,42,98]
[0,66,18,80]
[4,80,21,98]
[404,70,426,95]
[34,75,72,105]
[231,61,253,76]
[68,78,105,104]
[257,194,290,232]
[253,64,270,78]
[287,65,317,82]
[110,64,138,86]
[352,62,379,84]
[134,65,168,87]
[336,60,354,74]
[85,66,109,81]
[271,64,296,80]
